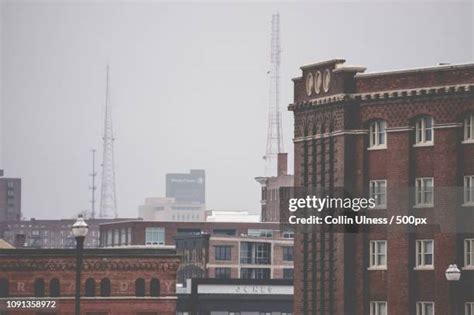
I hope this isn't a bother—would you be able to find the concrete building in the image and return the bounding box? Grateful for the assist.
[139,197,205,222]
[0,247,180,314]
[290,60,474,314]
[138,169,206,222]
[256,153,294,222]
[177,278,293,315]
[0,217,137,248]
[174,232,293,285]
[99,220,293,248]
[0,177,21,222]
[205,210,260,222]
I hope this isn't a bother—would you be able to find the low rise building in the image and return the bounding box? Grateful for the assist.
[0,247,180,314]
[175,232,294,285]
[139,197,205,222]
[177,278,293,315]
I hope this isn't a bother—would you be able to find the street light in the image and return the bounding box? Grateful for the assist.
[445,264,461,315]
[72,215,88,315]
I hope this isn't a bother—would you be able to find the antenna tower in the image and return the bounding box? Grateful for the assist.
[99,65,118,218]
[263,13,284,177]
[89,149,97,219]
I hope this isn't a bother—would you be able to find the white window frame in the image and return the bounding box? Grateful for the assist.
[465,239,474,269]
[370,301,387,315]
[370,180,387,209]
[464,176,474,206]
[369,240,387,270]
[464,114,474,142]
[415,177,434,207]
[369,120,387,149]
[415,240,434,269]
[416,301,434,315]
[145,227,165,245]
[466,302,474,315]
[414,116,434,146]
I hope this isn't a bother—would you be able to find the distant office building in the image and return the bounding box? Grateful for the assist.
[175,231,294,285]
[0,217,137,248]
[0,177,21,222]
[256,153,293,222]
[177,278,293,315]
[166,169,205,204]
[205,210,260,222]
[139,169,206,222]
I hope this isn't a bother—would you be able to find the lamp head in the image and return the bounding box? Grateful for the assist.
[72,214,89,238]
[445,264,461,281]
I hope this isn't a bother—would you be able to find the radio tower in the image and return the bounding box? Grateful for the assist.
[99,65,118,218]
[263,13,284,177]
[89,149,97,219]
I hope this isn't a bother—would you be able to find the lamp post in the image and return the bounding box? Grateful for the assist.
[445,264,461,315]
[72,215,88,315]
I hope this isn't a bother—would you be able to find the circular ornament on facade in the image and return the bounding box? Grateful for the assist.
[305,72,314,96]
[323,69,331,92]
[314,71,322,94]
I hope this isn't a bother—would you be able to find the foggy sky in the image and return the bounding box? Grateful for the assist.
[1,0,473,219]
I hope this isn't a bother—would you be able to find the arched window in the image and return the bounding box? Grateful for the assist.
[49,278,60,297]
[34,278,45,297]
[135,278,145,297]
[85,278,95,297]
[414,116,434,145]
[369,120,387,148]
[0,278,8,297]
[100,278,111,297]
[150,278,160,297]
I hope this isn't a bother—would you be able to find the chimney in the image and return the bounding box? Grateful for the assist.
[277,153,288,176]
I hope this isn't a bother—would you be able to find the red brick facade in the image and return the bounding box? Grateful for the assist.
[0,248,179,314]
[290,60,474,314]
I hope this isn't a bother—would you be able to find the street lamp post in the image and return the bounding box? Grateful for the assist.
[72,215,89,315]
[445,264,461,315]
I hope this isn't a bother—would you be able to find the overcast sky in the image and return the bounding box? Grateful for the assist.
[1,0,473,219]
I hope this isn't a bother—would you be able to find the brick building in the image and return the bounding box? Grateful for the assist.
[289,60,474,314]
[0,247,180,314]
[0,177,21,222]
[256,153,294,222]
[174,232,293,285]
[0,218,138,248]
[99,220,293,247]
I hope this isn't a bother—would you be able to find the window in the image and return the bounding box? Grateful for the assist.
[135,278,145,297]
[466,303,474,315]
[370,301,387,315]
[283,268,294,279]
[465,239,474,268]
[213,229,237,236]
[240,268,270,279]
[100,278,111,297]
[416,178,434,206]
[215,268,231,279]
[228,312,241,315]
[259,312,271,315]
[240,242,271,264]
[465,114,474,141]
[50,278,60,297]
[34,278,45,297]
[369,240,387,269]
[416,302,434,315]
[415,116,434,145]
[282,246,294,261]
[0,278,8,297]
[215,246,232,261]
[416,240,434,268]
[127,227,132,245]
[248,229,273,237]
[150,278,160,297]
[120,228,127,245]
[85,278,95,297]
[282,230,294,239]
[145,227,165,245]
[106,230,112,246]
[464,176,474,205]
[370,180,387,208]
[369,120,387,148]
[113,229,119,245]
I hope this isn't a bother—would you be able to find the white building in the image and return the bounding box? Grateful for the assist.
[138,197,205,222]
